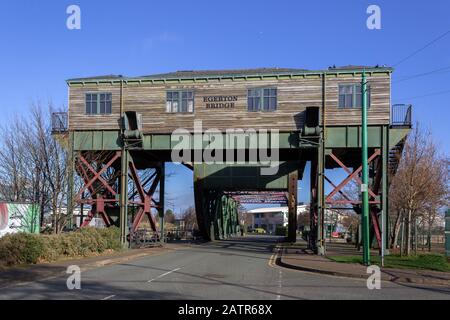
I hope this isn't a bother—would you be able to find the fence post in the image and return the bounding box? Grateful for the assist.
[445,209,450,258]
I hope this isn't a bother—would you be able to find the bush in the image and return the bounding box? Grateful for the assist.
[0,227,122,267]
[275,226,287,236]
[0,233,44,266]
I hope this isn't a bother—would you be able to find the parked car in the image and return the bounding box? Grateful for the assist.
[253,228,267,234]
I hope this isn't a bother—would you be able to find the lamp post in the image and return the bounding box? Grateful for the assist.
[361,71,371,266]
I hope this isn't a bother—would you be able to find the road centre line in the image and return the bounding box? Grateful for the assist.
[148,267,182,283]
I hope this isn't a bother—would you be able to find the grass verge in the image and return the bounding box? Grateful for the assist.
[328,253,450,272]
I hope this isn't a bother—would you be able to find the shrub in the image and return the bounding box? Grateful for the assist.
[0,233,44,266]
[0,227,122,266]
[275,226,287,236]
[97,227,121,251]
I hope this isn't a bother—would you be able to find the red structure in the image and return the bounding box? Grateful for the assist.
[324,149,382,250]
[74,151,162,233]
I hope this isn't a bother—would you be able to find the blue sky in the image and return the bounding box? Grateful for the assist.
[1,1,449,214]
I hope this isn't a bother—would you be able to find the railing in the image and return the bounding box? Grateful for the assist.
[391,104,412,128]
[51,112,68,133]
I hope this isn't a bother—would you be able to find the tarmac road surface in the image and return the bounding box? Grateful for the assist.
[0,235,449,300]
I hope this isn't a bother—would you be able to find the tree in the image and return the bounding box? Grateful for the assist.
[389,126,449,255]
[297,205,310,229]
[165,209,176,224]
[0,103,73,233]
[181,206,197,231]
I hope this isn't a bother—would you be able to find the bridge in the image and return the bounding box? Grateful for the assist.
[52,66,412,256]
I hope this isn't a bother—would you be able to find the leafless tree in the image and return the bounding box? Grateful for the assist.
[389,125,449,255]
[181,206,197,231]
[297,204,310,228]
[0,103,77,233]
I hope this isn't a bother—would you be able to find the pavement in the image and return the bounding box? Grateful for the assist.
[278,240,450,287]
[0,235,449,300]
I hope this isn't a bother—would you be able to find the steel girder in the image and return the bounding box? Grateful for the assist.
[74,151,162,234]
[323,149,383,250]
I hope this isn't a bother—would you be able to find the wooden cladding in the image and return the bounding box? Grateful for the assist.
[68,72,391,133]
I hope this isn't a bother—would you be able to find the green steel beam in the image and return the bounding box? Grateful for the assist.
[193,161,301,190]
[381,125,389,263]
[287,170,298,242]
[71,131,318,151]
[317,133,325,255]
[389,128,411,149]
[67,131,75,229]
[159,164,165,243]
[70,128,404,152]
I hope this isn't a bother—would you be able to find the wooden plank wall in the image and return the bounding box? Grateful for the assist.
[68,73,391,133]
[325,73,391,125]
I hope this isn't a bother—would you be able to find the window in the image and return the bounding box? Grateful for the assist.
[248,88,277,111]
[85,93,112,115]
[338,84,371,109]
[166,91,194,113]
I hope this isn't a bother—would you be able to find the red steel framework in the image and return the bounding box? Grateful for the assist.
[324,149,382,250]
[74,151,161,233]
[226,191,288,204]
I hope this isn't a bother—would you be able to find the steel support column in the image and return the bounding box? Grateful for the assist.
[287,170,298,242]
[381,125,389,258]
[120,150,129,247]
[310,155,319,252]
[317,144,325,255]
[67,131,75,228]
[194,179,209,240]
[159,163,165,243]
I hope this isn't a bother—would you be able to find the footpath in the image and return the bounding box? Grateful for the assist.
[278,241,450,287]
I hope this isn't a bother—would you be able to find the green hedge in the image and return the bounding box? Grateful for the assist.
[0,227,121,267]
[275,226,287,236]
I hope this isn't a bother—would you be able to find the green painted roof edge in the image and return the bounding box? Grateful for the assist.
[67,67,393,86]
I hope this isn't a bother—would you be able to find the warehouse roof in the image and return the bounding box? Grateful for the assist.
[67,65,393,84]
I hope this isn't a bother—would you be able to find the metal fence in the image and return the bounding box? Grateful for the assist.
[391,104,412,127]
[51,112,68,133]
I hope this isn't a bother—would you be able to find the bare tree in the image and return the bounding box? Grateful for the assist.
[389,126,449,255]
[297,205,310,229]
[181,206,197,231]
[0,103,73,233]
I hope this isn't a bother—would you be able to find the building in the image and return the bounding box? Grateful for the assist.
[247,205,309,234]
[54,66,412,253]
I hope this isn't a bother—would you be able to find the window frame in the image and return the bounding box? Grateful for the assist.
[85,92,112,115]
[166,90,195,113]
[247,87,277,112]
[338,84,371,109]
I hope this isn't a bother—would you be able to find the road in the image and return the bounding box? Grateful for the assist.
[0,236,449,300]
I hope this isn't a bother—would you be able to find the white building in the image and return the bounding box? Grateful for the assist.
[246,205,309,234]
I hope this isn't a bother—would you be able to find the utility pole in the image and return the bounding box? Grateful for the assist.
[361,71,371,266]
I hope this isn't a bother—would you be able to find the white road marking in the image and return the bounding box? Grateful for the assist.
[101,295,116,300]
[148,267,182,283]
[276,268,283,300]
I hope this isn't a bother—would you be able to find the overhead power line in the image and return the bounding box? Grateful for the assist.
[393,65,450,83]
[393,30,450,67]
[395,88,450,103]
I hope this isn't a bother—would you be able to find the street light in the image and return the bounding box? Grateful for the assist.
[361,71,371,266]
